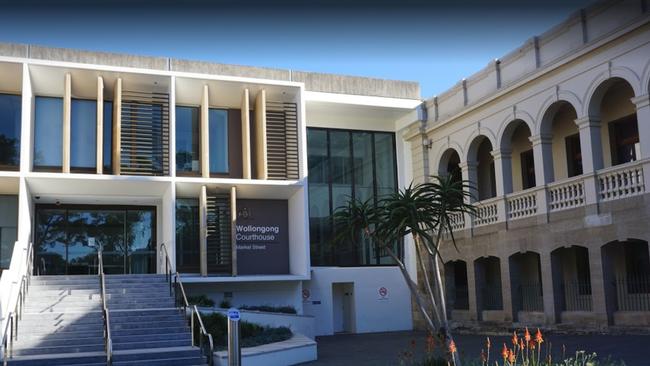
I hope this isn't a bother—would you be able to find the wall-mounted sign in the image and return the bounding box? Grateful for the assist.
[302,289,311,302]
[378,286,388,300]
[236,199,289,275]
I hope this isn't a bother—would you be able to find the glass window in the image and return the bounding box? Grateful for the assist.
[0,195,18,271]
[209,109,228,174]
[70,99,97,171]
[307,128,398,266]
[176,106,200,175]
[103,101,113,173]
[176,198,200,273]
[0,94,21,169]
[33,97,63,170]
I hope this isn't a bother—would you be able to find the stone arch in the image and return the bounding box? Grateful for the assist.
[535,92,582,135]
[583,67,642,117]
[433,143,463,175]
[465,134,497,200]
[462,129,497,163]
[436,147,462,178]
[643,59,650,96]
[497,114,535,151]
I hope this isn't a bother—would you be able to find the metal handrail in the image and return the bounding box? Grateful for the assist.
[160,243,214,365]
[1,241,34,365]
[98,249,113,366]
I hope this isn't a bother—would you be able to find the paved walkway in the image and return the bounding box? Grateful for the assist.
[299,331,650,365]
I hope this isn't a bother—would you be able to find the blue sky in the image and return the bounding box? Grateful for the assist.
[0,0,593,99]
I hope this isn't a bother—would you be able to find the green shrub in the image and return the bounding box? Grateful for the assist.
[187,295,215,307]
[200,312,293,350]
[240,305,297,314]
[219,299,231,309]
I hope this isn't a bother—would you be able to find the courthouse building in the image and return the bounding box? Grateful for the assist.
[0,3,648,362]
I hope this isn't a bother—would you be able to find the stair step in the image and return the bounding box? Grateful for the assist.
[112,348,202,362]
[113,357,205,366]
[113,333,192,343]
[5,353,106,366]
[110,326,191,336]
[112,319,188,330]
[110,309,180,317]
[110,314,185,324]
[11,344,105,356]
[13,336,105,349]
[113,339,192,350]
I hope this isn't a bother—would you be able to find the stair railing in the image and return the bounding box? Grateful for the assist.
[160,243,214,365]
[97,249,113,366]
[1,241,34,365]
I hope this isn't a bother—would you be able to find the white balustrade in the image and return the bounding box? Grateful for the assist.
[447,212,465,232]
[506,189,538,220]
[474,199,499,226]
[548,177,585,212]
[597,162,645,202]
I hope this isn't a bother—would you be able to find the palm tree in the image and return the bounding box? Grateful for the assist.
[333,175,475,364]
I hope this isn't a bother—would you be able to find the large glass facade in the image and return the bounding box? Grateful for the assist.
[209,109,228,175]
[0,94,21,170]
[103,101,113,173]
[70,99,97,171]
[176,106,200,175]
[0,195,18,271]
[33,97,63,170]
[34,205,156,275]
[307,128,398,266]
[175,198,200,273]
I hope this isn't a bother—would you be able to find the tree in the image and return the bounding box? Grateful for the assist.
[332,175,475,365]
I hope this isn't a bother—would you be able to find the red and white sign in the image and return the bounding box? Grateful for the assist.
[302,288,311,301]
[378,287,388,299]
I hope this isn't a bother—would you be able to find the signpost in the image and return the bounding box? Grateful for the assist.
[227,308,241,366]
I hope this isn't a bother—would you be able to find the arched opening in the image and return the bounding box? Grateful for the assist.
[601,239,650,325]
[500,120,535,193]
[540,101,581,181]
[468,136,496,201]
[509,251,544,321]
[474,256,502,320]
[589,78,639,168]
[551,246,592,323]
[444,260,470,317]
[438,148,461,184]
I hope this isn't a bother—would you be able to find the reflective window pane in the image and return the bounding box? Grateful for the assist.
[0,195,18,270]
[0,94,21,169]
[176,198,200,273]
[127,209,155,274]
[176,106,200,174]
[34,97,63,169]
[374,133,397,198]
[35,209,67,275]
[307,129,330,266]
[103,101,113,173]
[70,99,97,171]
[209,109,228,174]
[353,132,373,203]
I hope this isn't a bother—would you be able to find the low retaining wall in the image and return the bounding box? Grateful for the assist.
[200,307,316,339]
[213,333,317,366]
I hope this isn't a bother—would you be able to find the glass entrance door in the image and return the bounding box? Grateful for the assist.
[35,205,156,275]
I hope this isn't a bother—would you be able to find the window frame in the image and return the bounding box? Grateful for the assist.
[33,96,64,172]
[70,97,98,174]
[0,92,22,171]
[208,107,230,177]
[307,127,400,267]
[175,104,201,177]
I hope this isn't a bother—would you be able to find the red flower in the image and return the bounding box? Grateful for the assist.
[501,343,508,360]
[528,339,536,350]
[511,331,518,346]
[524,327,531,342]
[448,340,457,354]
[519,338,525,350]
[486,337,491,349]
[508,349,516,363]
[535,328,544,344]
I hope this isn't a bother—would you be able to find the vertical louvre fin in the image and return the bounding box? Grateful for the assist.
[266,101,299,180]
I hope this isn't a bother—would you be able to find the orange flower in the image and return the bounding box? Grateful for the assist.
[535,328,544,344]
[519,338,525,350]
[511,331,518,346]
[528,340,536,350]
[486,337,491,349]
[501,343,508,360]
[507,349,516,363]
[448,340,457,354]
[524,327,531,342]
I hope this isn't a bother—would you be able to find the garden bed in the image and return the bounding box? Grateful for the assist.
[200,312,293,350]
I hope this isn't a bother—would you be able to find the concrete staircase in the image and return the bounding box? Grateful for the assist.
[5,274,207,366]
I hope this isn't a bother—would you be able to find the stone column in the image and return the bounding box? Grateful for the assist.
[460,161,477,231]
[201,85,210,178]
[575,116,603,210]
[588,244,609,326]
[406,124,430,185]
[575,116,604,173]
[539,251,557,325]
[529,134,554,184]
[491,149,512,195]
[466,259,478,322]
[112,78,122,175]
[500,255,514,322]
[631,94,650,160]
[96,76,104,174]
[241,89,251,179]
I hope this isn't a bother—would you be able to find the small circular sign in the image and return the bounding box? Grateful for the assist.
[379,287,388,298]
[227,308,241,321]
[302,289,310,300]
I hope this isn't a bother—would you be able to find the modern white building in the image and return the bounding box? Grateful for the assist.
[1,3,650,364]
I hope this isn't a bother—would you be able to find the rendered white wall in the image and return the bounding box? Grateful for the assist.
[186,281,303,314]
[303,267,413,336]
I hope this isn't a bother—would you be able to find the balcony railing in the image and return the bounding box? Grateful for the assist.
[448,159,650,232]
